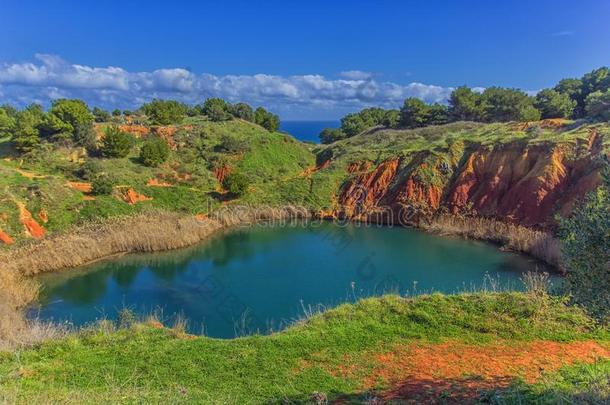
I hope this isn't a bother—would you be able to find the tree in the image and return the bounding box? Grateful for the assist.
[223,172,250,197]
[554,78,583,117]
[340,113,368,136]
[584,90,610,121]
[202,98,231,122]
[230,102,254,122]
[428,103,449,125]
[399,98,431,128]
[319,128,346,144]
[534,89,576,119]
[448,86,485,121]
[382,110,400,128]
[254,107,280,131]
[92,107,111,123]
[140,136,170,167]
[12,104,44,153]
[112,109,122,117]
[0,107,16,138]
[50,99,94,127]
[100,126,134,158]
[480,87,540,122]
[38,112,73,142]
[73,122,98,152]
[560,164,610,324]
[141,99,187,125]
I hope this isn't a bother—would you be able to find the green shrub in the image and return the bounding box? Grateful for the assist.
[77,159,103,180]
[140,136,170,167]
[560,164,610,324]
[141,99,187,125]
[73,122,98,152]
[91,174,114,195]
[202,98,231,122]
[223,172,250,196]
[100,126,134,158]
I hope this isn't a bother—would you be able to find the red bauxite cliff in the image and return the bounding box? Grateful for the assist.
[336,133,606,228]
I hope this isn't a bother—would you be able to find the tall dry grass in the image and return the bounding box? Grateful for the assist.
[0,206,311,349]
[419,214,562,268]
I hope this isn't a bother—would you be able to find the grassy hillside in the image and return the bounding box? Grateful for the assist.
[0,118,315,246]
[0,292,608,404]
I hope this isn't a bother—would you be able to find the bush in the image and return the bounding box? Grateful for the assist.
[585,89,610,121]
[141,99,187,125]
[100,126,134,158]
[202,98,231,122]
[216,134,249,154]
[230,102,254,121]
[319,128,346,144]
[91,174,114,195]
[73,122,98,152]
[560,164,610,324]
[254,107,280,132]
[140,136,170,167]
[223,172,250,196]
[77,159,103,180]
[92,107,111,123]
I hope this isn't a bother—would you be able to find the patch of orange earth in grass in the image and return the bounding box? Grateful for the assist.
[67,182,92,193]
[83,196,96,201]
[119,188,152,205]
[147,178,173,187]
[15,168,46,179]
[361,340,610,404]
[38,208,48,223]
[0,229,14,244]
[16,202,45,239]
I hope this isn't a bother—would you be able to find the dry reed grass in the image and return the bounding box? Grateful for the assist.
[0,206,311,350]
[419,214,562,268]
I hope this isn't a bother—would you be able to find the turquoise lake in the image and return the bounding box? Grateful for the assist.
[33,222,553,338]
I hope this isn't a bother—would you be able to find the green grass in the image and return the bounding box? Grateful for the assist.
[483,360,610,404]
[0,292,607,404]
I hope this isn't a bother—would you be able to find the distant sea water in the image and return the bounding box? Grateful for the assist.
[280,120,340,143]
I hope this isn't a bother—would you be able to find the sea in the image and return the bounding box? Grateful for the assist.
[280,120,340,143]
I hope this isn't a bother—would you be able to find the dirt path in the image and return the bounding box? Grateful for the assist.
[335,340,610,404]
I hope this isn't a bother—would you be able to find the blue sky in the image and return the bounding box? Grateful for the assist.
[0,0,608,119]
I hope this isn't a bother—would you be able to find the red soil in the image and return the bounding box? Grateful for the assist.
[360,340,610,404]
[147,178,173,187]
[38,209,48,224]
[213,166,232,184]
[0,229,14,244]
[17,202,45,239]
[67,182,93,193]
[119,188,152,205]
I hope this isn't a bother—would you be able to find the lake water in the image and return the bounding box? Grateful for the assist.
[280,120,340,143]
[33,222,551,338]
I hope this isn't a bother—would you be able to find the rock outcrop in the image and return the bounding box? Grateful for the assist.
[335,135,606,229]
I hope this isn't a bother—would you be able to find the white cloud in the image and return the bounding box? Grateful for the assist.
[0,54,456,118]
[339,70,375,80]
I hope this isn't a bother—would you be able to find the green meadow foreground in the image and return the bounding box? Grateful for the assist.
[1,292,609,404]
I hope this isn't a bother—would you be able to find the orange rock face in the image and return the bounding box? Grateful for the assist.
[336,139,606,228]
[119,124,150,137]
[152,126,178,150]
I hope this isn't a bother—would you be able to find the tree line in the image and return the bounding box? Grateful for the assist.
[0,98,281,154]
[320,66,610,143]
